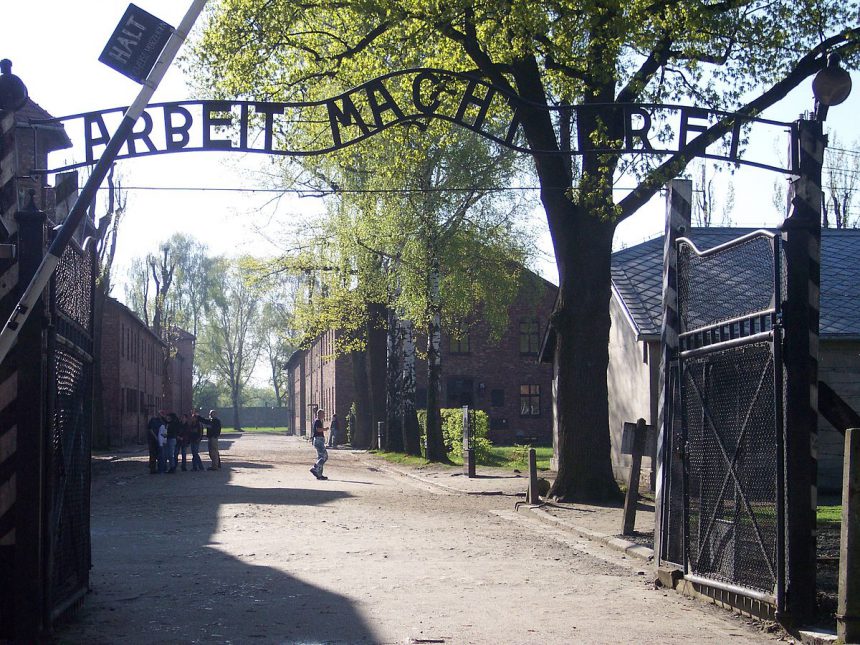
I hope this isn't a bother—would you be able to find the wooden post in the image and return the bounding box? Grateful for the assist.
[623,419,648,535]
[528,448,540,504]
[837,428,860,643]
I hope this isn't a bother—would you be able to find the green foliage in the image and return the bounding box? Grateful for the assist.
[417,408,491,462]
[241,385,278,407]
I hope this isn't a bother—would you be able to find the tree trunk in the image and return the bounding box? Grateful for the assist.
[366,302,387,450]
[385,306,404,452]
[546,203,621,502]
[400,317,421,456]
[270,356,282,407]
[350,349,372,448]
[425,257,447,462]
[506,59,622,501]
[232,384,242,431]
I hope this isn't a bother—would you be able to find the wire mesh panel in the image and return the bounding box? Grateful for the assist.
[46,242,94,621]
[661,364,686,567]
[668,231,784,605]
[678,234,776,331]
[683,342,778,593]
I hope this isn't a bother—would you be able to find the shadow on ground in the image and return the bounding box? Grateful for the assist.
[56,451,379,644]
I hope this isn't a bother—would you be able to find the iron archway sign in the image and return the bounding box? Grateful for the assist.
[38,68,797,175]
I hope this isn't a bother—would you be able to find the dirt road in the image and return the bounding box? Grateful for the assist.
[57,433,780,644]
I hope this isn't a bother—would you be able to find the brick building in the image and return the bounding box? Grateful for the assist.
[286,269,557,444]
[99,297,195,446]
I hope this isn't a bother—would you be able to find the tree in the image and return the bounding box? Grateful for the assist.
[256,293,298,407]
[822,136,860,228]
[92,166,126,447]
[690,160,735,227]
[197,257,263,430]
[192,0,859,500]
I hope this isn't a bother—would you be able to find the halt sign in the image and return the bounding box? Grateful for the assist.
[98,4,174,84]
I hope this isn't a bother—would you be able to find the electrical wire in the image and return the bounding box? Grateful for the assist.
[94,184,647,194]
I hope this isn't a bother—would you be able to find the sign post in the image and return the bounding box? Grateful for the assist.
[0,0,208,367]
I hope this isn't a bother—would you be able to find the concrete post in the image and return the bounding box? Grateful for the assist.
[780,119,825,623]
[462,406,475,478]
[528,449,539,505]
[623,418,648,535]
[655,179,691,567]
[837,428,859,643]
[13,191,47,640]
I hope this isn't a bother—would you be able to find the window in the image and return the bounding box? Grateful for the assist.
[449,333,470,354]
[520,384,541,417]
[126,388,138,414]
[446,377,474,408]
[490,388,505,407]
[519,319,540,355]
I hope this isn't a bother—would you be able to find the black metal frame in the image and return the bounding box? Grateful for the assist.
[43,237,95,627]
[668,230,786,611]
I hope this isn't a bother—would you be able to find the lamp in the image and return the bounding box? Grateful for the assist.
[812,53,853,121]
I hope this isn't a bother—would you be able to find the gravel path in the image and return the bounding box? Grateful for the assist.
[56,433,782,644]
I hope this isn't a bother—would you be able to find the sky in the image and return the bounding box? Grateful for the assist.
[3,0,860,294]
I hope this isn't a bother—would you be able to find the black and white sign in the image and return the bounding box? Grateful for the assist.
[98,4,174,84]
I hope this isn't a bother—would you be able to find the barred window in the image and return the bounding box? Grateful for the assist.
[519,319,540,355]
[491,389,505,407]
[519,384,541,417]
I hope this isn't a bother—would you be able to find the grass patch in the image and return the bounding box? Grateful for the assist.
[817,505,842,525]
[446,445,552,470]
[372,451,432,467]
[223,426,290,434]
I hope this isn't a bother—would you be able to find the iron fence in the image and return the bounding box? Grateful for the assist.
[668,231,785,609]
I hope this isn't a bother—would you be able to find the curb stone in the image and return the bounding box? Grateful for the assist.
[524,504,655,562]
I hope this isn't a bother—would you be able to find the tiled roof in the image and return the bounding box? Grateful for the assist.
[612,227,860,339]
[15,98,72,150]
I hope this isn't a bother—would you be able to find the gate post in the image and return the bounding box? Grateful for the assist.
[780,118,825,624]
[655,179,691,568]
[0,107,17,639]
[12,191,48,639]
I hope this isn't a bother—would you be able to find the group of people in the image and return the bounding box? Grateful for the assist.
[146,408,222,474]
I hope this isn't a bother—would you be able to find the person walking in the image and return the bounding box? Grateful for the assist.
[199,409,222,470]
[310,409,328,480]
[188,410,205,472]
[328,412,340,448]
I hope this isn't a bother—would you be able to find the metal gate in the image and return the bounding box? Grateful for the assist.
[45,237,95,623]
[661,230,786,610]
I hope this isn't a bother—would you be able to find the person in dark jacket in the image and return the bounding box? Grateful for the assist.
[199,409,222,470]
[188,410,205,472]
[145,409,163,474]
